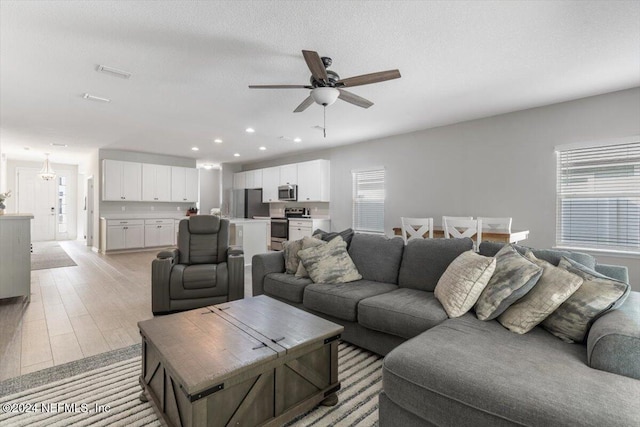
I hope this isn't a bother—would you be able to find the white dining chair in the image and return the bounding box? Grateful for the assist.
[478,217,512,233]
[443,218,482,250]
[442,216,473,233]
[401,217,434,244]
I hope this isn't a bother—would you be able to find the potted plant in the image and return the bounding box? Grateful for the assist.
[0,190,11,215]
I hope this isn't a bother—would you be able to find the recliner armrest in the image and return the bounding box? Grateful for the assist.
[228,245,243,256]
[587,292,640,380]
[227,249,244,301]
[157,248,179,260]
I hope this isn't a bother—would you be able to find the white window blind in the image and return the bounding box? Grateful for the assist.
[556,141,640,253]
[352,168,385,233]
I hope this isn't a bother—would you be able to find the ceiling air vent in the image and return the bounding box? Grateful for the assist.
[96,65,132,79]
[83,93,111,103]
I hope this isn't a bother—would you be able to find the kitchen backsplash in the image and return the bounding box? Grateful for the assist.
[101,201,195,215]
[269,202,330,218]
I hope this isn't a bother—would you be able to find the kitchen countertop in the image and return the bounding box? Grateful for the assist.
[0,213,34,220]
[229,218,271,224]
[100,213,189,220]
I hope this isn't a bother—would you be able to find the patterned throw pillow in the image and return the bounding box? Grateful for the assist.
[294,236,327,278]
[498,251,583,334]
[282,239,304,274]
[297,236,362,284]
[312,228,355,248]
[475,244,543,321]
[434,251,496,318]
[542,257,630,343]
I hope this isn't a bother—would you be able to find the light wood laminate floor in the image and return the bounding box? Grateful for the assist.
[0,241,253,381]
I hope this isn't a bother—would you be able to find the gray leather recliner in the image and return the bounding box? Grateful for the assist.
[151,215,244,314]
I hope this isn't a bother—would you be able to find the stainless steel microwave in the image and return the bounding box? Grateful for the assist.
[278,184,297,201]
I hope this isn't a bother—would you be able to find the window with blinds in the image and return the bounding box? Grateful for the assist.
[352,168,385,233]
[556,141,640,253]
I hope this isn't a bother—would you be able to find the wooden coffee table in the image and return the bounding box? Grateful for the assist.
[138,295,344,427]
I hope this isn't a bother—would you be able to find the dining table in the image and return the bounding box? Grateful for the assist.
[392,226,529,244]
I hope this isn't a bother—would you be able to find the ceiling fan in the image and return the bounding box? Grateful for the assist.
[249,50,401,113]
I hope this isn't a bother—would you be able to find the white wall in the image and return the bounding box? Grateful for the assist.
[243,87,640,290]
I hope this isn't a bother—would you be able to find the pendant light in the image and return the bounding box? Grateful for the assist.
[38,153,56,181]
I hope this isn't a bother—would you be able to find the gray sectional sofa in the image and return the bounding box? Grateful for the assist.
[251,234,640,426]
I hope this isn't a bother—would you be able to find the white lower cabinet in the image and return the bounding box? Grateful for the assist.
[288,219,331,241]
[144,219,175,247]
[105,219,145,251]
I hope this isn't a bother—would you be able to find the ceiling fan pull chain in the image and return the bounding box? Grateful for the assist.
[324,106,327,138]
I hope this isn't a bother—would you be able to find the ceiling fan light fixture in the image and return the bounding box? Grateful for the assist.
[38,153,56,181]
[311,87,339,106]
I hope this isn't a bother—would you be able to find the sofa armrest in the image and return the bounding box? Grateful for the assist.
[594,263,629,284]
[151,255,177,315]
[251,251,285,296]
[587,291,640,380]
[227,247,244,302]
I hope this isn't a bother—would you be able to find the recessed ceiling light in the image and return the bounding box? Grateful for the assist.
[191,146,199,151]
[50,143,68,147]
[259,146,266,151]
[96,65,132,79]
[245,128,255,133]
[83,93,111,103]
[214,139,223,144]
[233,153,240,157]
[294,137,302,143]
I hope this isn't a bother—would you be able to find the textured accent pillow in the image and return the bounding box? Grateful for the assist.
[298,236,362,284]
[498,251,583,334]
[312,228,355,248]
[542,257,630,343]
[434,251,496,318]
[294,236,327,278]
[475,244,543,321]
[282,239,304,274]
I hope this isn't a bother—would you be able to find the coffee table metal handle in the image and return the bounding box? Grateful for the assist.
[271,337,285,343]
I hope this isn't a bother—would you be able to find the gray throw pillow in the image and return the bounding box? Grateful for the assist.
[475,244,543,321]
[298,236,362,284]
[294,236,326,278]
[282,238,304,274]
[542,257,630,343]
[498,250,583,334]
[434,251,496,318]
[312,228,355,249]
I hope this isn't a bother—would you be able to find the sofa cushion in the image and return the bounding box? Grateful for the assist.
[398,238,474,291]
[348,234,404,284]
[382,314,640,427]
[298,236,362,284]
[478,241,596,269]
[303,280,397,321]
[169,264,228,300]
[475,244,543,320]
[434,251,496,318]
[542,257,630,343]
[263,273,313,303]
[498,251,583,334]
[358,288,448,339]
[182,264,217,289]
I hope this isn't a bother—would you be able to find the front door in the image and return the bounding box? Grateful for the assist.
[17,168,56,241]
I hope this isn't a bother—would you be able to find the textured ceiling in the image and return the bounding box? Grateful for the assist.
[1,1,639,166]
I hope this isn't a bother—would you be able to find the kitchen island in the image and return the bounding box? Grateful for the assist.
[0,214,34,301]
[229,218,271,266]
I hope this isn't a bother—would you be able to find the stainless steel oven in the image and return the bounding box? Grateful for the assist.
[270,218,288,251]
[278,184,297,201]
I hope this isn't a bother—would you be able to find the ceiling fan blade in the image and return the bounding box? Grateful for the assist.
[293,96,314,113]
[302,50,328,82]
[248,85,312,89]
[338,89,374,109]
[337,69,401,87]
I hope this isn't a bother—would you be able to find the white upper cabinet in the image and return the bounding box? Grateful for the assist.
[297,160,330,202]
[245,169,263,189]
[171,166,198,202]
[262,167,280,203]
[103,159,142,201]
[233,172,246,190]
[142,163,171,201]
[279,164,298,185]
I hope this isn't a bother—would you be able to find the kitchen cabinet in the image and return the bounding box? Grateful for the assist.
[171,167,199,202]
[105,219,145,251]
[279,164,297,185]
[142,163,172,202]
[262,167,280,202]
[297,160,330,202]
[144,219,175,247]
[245,169,263,189]
[229,219,269,266]
[103,160,142,201]
[233,172,246,190]
[0,214,33,301]
[289,219,331,241]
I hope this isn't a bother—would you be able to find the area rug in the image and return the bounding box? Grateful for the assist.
[31,242,77,271]
[0,342,382,426]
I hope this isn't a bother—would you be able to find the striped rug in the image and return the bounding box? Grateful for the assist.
[0,342,382,426]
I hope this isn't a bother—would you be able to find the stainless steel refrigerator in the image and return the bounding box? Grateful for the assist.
[232,189,270,218]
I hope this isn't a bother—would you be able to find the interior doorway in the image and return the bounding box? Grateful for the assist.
[86,176,94,247]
